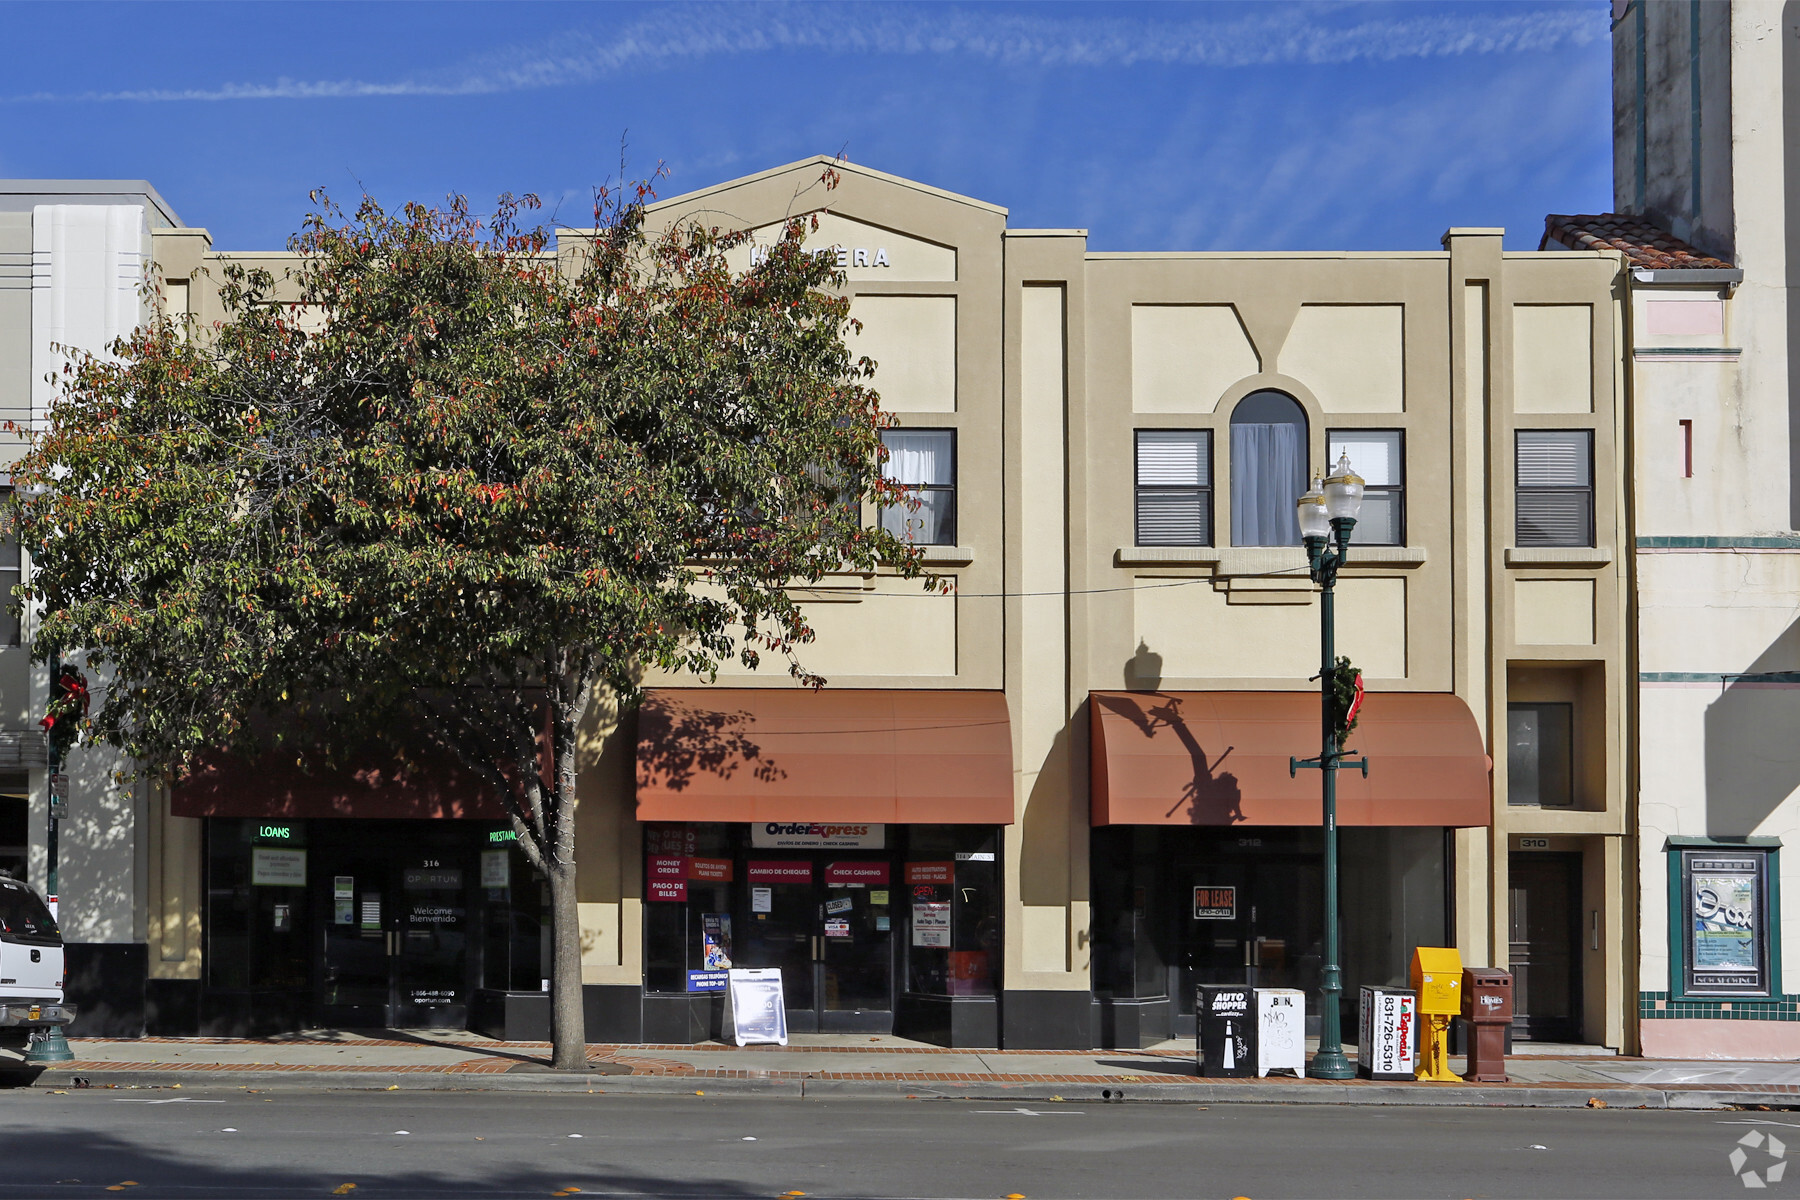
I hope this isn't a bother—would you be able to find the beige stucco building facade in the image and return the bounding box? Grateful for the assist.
[548,159,1632,1049]
[3,158,1634,1050]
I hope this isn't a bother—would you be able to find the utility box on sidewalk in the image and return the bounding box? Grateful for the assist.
[1462,967,1513,1083]
[1356,986,1418,1080]
[1197,984,1256,1077]
[1254,988,1305,1078]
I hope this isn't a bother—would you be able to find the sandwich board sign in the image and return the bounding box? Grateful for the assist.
[727,967,788,1046]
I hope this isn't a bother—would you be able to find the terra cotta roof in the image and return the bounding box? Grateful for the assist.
[1540,213,1734,270]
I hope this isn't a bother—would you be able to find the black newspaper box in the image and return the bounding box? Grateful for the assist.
[1197,984,1256,1077]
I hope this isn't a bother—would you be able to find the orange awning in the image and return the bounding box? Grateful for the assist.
[1090,691,1490,827]
[636,688,1013,825]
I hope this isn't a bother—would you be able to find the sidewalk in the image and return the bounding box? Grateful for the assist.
[11,1030,1800,1109]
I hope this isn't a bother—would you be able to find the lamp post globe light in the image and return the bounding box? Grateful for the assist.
[1290,451,1367,1080]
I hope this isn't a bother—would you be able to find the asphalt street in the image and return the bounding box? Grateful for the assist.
[0,1086,1786,1199]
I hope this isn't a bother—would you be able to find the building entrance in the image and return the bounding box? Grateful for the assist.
[1508,851,1582,1041]
[312,824,478,1029]
[739,855,895,1033]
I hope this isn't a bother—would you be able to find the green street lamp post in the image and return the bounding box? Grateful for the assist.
[1290,452,1368,1081]
[26,663,84,1066]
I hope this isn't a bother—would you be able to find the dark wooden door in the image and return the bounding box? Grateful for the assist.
[1507,852,1582,1041]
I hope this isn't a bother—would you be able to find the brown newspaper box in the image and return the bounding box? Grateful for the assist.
[1461,968,1514,1022]
[1461,967,1513,1083]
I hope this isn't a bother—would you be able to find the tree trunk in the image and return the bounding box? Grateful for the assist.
[547,858,587,1070]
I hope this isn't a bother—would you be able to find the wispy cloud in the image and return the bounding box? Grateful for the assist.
[5,2,1605,104]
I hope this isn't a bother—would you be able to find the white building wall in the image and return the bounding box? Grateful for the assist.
[1625,2,1800,1057]
[23,204,151,944]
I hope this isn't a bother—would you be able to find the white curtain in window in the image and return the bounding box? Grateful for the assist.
[881,430,955,544]
[882,431,953,486]
[1230,423,1304,546]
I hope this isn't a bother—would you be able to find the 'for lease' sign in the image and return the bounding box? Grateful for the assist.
[1193,886,1236,920]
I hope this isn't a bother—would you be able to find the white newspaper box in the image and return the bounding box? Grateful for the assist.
[1254,987,1305,1078]
[1357,986,1417,1080]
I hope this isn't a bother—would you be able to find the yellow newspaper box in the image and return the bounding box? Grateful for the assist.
[1411,947,1464,1015]
[1409,947,1463,1082]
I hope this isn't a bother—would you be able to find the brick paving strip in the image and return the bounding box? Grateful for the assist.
[33,1037,1800,1107]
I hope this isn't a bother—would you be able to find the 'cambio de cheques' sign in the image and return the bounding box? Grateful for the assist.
[751,823,885,850]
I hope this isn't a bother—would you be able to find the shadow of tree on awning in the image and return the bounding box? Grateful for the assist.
[635,696,785,794]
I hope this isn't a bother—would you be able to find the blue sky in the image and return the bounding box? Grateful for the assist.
[0,1,1613,253]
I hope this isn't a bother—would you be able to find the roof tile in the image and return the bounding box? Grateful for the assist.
[1540,213,1734,271]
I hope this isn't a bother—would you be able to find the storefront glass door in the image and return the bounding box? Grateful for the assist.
[740,870,817,1030]
[738,856,895,1033]
[318,845,392,1026]
[1178,856,1324,1000]
[313,826,475,1028]
[818,859,894,1032]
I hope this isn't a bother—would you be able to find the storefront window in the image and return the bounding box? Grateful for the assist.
[1091,826,1447,1024]
[639,822,1002,1004]
[903,826,1000,998]
[642,823,735,994]
[480,832,547,992]
[205,819,310,991]
[1091,827,1168,999]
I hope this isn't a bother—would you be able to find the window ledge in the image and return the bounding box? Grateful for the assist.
[1115,546,1427,571]
[1505,546,1613,567]
[915,545,975,566]
[1116,546,1221,566]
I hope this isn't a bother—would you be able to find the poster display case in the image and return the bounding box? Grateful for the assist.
[1671,841,1780,1000]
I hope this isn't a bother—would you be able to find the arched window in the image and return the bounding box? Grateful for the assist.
[1230,390,1308,546]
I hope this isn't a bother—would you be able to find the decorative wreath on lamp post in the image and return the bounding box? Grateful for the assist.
[1332,655,1365,751]
[39,664,90,761]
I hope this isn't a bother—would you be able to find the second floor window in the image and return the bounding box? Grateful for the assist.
[1230,390,1307,546]
[1507,701,1573,807]
[1134,430,1212,546]
[880,429,956,545]
[1516,430,1594,547]
[1327,429,1404,545]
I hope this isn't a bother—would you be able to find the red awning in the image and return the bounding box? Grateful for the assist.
[635,688,1013,825]
[1090,691,1490,827]
[171,747,509,820]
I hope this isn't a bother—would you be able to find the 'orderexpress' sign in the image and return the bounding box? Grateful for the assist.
[751,822,885,850]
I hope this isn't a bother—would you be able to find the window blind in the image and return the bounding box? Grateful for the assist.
[1516,430,1591,488]
[1515,430,1594,547]
[1135,430,1211,546]
[1327,429,1404,545]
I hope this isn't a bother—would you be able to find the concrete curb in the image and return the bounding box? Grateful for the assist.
[16,1067,1793,1109]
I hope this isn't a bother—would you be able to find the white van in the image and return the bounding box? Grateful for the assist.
[0,875,75,1055]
